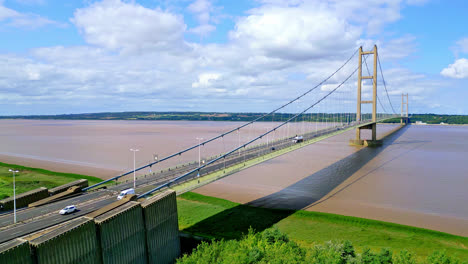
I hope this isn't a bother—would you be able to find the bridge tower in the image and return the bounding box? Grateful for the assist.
[401,93,409,124]
[352,45,379,146]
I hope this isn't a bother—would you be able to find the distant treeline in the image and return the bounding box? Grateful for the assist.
[0,112,367,123]
[1,112,467,124]
[381,114,468,124]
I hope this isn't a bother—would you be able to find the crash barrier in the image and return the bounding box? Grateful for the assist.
[0,187,48,211]
[0,179,90,211]
[48,179,88,196]
[29,186,82,208]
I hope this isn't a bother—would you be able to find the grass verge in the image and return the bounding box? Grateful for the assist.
[177,192,468,260]
[0,161,102,199]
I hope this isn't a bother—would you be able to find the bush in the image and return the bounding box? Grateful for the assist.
[394,250,416,264]
[426,251,460,264]
[177,228,306,264]
[177,228,463,264]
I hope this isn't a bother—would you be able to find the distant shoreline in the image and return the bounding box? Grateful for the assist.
[1,111,468,125]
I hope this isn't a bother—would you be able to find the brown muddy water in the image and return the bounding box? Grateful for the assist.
[0,120,467,236]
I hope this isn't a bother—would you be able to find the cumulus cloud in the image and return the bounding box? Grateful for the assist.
[229,3,360,61]
[441,58,468,79]
[72,0,187,53]
[192,73,221,88]
[0,0,440,114]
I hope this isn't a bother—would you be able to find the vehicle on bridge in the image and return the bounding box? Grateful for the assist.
[117,188,135,200]
[59,205,76,215]
[293,135,303,143]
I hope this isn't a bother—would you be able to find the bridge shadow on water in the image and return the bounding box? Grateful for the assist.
[182,126,412,241]
[247,125,411,210]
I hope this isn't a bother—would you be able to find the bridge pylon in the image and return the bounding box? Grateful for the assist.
[401,93,409,124]
[350,45,381,147]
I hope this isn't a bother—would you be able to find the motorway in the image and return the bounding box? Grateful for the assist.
[0,120,369,245]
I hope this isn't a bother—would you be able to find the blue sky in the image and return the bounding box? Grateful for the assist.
[0,0,467,115]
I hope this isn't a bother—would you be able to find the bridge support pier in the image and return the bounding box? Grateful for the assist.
[350,123,382,147]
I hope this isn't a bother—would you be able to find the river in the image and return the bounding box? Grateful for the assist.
[0,119,466,236]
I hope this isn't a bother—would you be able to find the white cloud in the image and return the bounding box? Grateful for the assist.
[72,0,187,53]
[0,4,18,21]
[326,0,402,35]
[441,58,468,79]
[192,73,221,88]
[0,2,61,29]
[0,0,447,115]
[187,0,217,37]
[455,38,468,54]
[377,34,418,60]
[229,3,361,61]
[188,0,211,23]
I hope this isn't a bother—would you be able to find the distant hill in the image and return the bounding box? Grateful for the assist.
[1,112,467,124]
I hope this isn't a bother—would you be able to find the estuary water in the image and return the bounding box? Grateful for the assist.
[0,119,467,235]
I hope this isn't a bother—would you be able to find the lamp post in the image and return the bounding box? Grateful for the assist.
[8,169,19,223]
[130,149,139,189]
[196,137,203,179]
[151,154,158,175]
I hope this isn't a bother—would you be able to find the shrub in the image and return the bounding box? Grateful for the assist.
[394,250,416,264]
[426,251,460,264]
[177,229,463,264]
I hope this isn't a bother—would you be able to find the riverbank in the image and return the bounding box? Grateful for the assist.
[177,192,468,261]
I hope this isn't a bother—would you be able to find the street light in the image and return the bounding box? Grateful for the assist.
[150,154,158,174]
[196,137,203,180]
[130,149,139,189]
[8,169,19,223]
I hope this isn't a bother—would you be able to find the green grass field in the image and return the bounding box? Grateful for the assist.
[0,162,103,199]
[177,192,468,261]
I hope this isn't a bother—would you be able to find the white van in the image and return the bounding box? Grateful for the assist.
[293,135,304,143]
[117,188,135,200]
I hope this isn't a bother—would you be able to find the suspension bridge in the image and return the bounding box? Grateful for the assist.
[84,45,408,198]
[0,45,409,262]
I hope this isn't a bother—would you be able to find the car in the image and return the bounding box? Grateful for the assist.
[117,188,135,200]
[59,205,76,215]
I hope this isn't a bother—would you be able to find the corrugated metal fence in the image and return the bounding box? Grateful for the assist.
[0,190,180,264]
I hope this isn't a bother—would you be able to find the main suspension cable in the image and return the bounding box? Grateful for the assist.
[138,59,362,198]
[85,48,360,191]
[377,53,397,115]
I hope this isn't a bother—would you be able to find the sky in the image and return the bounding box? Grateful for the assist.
[0,0,467,115]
